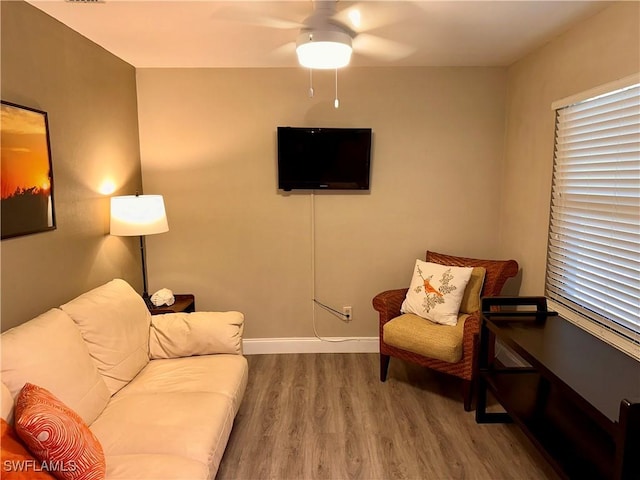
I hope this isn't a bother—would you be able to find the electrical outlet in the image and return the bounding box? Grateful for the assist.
[342,306,352,322]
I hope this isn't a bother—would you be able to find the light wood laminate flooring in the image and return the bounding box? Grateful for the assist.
[216,353,557,480]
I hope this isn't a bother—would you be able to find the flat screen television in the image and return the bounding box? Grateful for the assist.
[277,127,372,191]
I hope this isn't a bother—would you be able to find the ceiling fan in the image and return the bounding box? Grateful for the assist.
[216,0,415,69]
[213,1,414,107]
[296,0,356,69]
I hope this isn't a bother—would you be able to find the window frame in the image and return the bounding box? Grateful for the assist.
[546,73,640,361]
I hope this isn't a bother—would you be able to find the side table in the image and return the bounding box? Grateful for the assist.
[148,294,195,315]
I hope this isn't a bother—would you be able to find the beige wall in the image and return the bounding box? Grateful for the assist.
[6,1,632,338]
[0,1,144,331]
[500,1,640,296]
[136,67,508,338]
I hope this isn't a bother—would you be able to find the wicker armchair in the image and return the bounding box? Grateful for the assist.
[373,250,518,411]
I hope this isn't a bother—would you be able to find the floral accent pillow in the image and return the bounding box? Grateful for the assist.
[401,260,473,326]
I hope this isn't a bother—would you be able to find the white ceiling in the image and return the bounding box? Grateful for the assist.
[27,0,611,68]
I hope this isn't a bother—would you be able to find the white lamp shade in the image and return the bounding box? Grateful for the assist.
[110,195,169,236]
[296,30,352,69]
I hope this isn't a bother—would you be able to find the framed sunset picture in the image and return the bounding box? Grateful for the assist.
[1,101,56,239]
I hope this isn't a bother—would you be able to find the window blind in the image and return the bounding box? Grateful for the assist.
[547,82,640,345]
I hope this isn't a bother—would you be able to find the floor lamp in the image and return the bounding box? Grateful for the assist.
[110,194,169,305]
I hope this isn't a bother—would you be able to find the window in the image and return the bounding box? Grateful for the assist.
[546,76,640,359]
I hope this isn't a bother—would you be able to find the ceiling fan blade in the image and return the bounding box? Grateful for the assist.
[211,5,304,30]
[267,41,297,62]
[352,33,416,62]
[332,2,418,34]
[243,16,304,30]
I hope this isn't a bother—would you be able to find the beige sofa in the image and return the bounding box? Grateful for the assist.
[1,279,248,479]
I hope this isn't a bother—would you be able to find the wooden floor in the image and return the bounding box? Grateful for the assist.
[216,353,558,480]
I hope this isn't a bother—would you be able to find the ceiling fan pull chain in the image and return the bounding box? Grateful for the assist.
[334,68,340,109]
[308,69,314,98]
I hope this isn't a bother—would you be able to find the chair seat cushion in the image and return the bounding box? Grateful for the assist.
[383,313,468,363]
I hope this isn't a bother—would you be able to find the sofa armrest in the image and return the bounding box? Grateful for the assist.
[372,288,408,325]
[149,311,244,359]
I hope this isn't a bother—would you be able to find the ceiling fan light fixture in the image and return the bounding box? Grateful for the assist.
[296,30,352,69]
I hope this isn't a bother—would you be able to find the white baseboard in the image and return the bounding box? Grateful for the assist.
[242,337,379,355]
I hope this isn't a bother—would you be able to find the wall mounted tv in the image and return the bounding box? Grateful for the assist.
[277,127,372,191]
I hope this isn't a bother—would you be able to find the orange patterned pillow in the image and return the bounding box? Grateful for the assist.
[14,383,106,480]
[1,419,56,479]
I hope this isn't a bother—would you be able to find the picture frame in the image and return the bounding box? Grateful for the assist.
[1,101,56,239]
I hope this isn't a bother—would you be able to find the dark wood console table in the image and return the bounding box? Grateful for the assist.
[476,296,640,480]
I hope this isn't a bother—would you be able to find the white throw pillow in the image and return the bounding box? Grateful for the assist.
[401,260,473,326]
[149,311,245,359]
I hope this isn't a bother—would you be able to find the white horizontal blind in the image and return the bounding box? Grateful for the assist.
[547,82,640,346]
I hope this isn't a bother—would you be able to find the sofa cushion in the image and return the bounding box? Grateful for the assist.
[60,279,151,395]
[2,383,14,424]
[149,311,245,359]
[101,454,209,480]
[383,313,468,363]
[90,391,235,479]
[1,418,56,479]
[14,383,106,480]
[118,355,248,415]
[1,308,110,425]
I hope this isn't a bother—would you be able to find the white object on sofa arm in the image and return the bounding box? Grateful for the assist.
[149,311,244,359]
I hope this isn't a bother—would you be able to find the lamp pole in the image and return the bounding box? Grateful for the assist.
[139,235,150,305]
